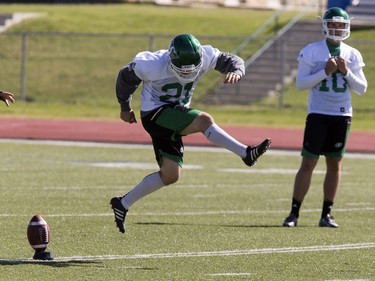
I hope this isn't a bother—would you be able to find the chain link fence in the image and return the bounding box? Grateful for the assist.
[0,32,251,105]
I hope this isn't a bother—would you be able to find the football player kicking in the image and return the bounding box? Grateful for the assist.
[282,7,367,228]
[110,33,271,233]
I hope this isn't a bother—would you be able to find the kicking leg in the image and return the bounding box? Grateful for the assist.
[181,112,271,165]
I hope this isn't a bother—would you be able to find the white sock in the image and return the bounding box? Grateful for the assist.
[204,123,247,158]
[121,172,165,209]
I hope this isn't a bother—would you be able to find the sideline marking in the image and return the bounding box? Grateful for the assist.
[1,139,374,159]
[1,207,374,218]
[324,279,369,281]
[80,162,324,174]
[86,162,202,170]
[1,243,375,263]
[207,273,252,276]
[219,168,327,174]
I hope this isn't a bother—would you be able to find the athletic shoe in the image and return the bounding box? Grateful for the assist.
[319,214,339,228]
[110,197,128,233]
[242,138,271,167]
[282,213,298,227]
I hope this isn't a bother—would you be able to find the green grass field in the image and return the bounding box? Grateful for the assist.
[1,140,374,280]
[0,5,374,279]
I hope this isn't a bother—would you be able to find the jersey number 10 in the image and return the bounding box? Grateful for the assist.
[319,73,347,93]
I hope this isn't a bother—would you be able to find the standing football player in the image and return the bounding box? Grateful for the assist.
[0,90,15,107]
[282,7,367,228]
[110,33,271,233]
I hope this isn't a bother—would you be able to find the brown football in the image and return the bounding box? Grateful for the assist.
[27,215,51,252]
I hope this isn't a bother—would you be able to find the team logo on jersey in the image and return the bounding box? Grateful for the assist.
[340,107,349,112]
[334,142,343,148]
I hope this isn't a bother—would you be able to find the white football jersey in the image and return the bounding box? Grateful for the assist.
[296,40,367,116]
[132,45,221,112]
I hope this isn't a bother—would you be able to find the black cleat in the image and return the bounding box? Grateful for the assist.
[110,197,128,233]
[242,138,271,167]
[282,213,298,227]
[319,214,339,228]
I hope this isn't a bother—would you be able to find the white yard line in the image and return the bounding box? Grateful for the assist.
[0,207,374,218]
[1,243,375,263]
[1,139,374,159]
[207,273,252,276]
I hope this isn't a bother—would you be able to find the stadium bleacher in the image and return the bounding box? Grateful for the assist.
[347,0,375,27]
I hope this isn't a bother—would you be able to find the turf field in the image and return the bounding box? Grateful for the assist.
[1,140,374,280]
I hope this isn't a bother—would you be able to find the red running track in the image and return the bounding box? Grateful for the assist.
[0,117,374,153]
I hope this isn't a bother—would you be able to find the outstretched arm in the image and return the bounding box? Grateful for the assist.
[214,52,245,84]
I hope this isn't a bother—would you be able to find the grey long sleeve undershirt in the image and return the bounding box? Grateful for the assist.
[116,52,245,113]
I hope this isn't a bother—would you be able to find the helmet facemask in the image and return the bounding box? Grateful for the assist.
[168,34,203,83]
[322,8,351,41]
[323,18,350,41]
[169,59,203,84]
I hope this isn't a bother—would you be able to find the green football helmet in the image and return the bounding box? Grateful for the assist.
[322,7,350,41]
[168,34,203,83]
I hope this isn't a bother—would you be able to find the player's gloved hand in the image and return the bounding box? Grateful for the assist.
[223,72,241,84]
[0,91,15,107]
[121,110,137,124]
[335,56,348,76]
[325,57,338,75]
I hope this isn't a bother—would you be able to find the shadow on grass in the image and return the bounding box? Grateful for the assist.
[135,221,295,228]
[0,258,157,270]
[0,259,100,267]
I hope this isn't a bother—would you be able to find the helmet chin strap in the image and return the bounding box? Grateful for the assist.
[171,70,199,84]
[325,31,350,41]
[169,59,202,84]
[322,24,350,41]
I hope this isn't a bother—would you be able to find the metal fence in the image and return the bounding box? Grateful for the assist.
[0,32,250,103]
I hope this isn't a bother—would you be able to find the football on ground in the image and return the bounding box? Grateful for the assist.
[27,214,51,252]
